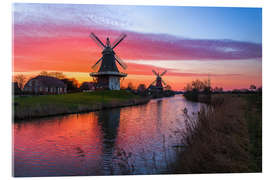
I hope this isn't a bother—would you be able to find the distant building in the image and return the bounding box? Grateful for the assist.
[23,75,67,94]
[79,82,96,92]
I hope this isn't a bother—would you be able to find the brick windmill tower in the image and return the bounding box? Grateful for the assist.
[89,33,127,90]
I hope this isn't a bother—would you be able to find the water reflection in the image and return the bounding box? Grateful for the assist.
[96,108,121,174]
[156,99,163,134]
[13,95,202,176]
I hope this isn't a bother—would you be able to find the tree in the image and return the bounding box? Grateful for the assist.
[164,85,172,91]
[137,84,146,92]
[61,78,79,92]
[187,79,209,92]
[213,87,223,93]
[183,79,213,101]
[39,71,66,79]
[40,71,49,76]
[192,80,204,91]
[13,74,27,90]
[184,83,192,92]
[48,72,66,79]
[127,82,135,90]
[250,84,256,91]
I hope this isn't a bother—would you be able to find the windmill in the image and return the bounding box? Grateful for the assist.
[89,32,127,90]
[150,70,167,90]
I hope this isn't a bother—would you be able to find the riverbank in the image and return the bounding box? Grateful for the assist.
[13,90,150,121]
[175,94,262,173]
[183,92,212,104]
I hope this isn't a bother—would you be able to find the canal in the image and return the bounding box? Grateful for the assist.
[13,95,202,176]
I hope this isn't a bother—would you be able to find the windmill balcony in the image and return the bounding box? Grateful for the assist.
[90,71,127,77]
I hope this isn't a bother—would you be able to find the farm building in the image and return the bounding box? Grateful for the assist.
[23,75,67,94]
[79,82,96,92]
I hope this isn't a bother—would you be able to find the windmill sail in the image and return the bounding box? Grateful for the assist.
[160,70,167,76]
[162,79,167,86]
[152,70,158,76]
[112,34,127,49]
[90,32,106,49]
[91,57,103,69]
[114,55,127,69]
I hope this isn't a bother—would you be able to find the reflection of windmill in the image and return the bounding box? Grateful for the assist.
[96,108,121,175]
[150,70,167,89]
[89,32,127,90]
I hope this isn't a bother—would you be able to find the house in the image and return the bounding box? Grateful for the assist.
[79,82,96,92]
[23,75,67,94]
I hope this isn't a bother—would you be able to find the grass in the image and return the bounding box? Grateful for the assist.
[13,90,149,120]
[14,90,138,104]
[175,94,262,173]
[244,94,262,171]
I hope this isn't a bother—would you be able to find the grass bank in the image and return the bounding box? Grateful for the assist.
[13,90,150,121]
[175,94,262,173]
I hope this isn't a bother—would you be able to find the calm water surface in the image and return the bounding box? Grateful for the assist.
[13,95,202,176]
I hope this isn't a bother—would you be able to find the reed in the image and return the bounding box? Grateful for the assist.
[174,94,261,173]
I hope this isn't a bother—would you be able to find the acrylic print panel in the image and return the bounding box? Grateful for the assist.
[12,2,262,177]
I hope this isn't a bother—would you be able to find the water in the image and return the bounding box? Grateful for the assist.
[13,95,202,177]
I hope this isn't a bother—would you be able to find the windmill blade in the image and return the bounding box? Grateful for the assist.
[91,57,103,70]
[160,70,167,76]
[151,80,157,85]
[162,79,167,86]
[114,55,127,69]
[152,70,158,76]
[112,34,127,49]
[90,32,106,49]
[112,34,125,48]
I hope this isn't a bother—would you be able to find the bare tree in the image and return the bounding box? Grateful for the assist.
[127,82,135,90]
[186,79,208,92]
[13,74,27,90]
[250,84,256,91]
[213,87,223,93]
[48,72,66,79]
[39,71,66,79]
[39,71,49,76]
[164,84,172,91]
[184,83,192,91]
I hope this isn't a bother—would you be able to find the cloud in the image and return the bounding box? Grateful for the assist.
[118,31,262,60]
[125,61,241,78]
[13,3,261,61]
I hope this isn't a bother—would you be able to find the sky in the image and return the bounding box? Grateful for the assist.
[13,3,262,90]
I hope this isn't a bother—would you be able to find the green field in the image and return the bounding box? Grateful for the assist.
[13,90,148,120]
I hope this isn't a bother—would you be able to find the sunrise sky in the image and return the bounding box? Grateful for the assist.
[13,3,262,90]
